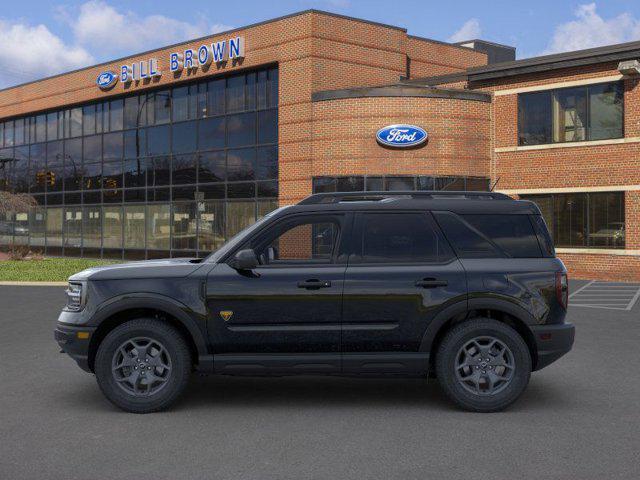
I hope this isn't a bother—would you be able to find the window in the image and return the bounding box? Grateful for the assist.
[433,212,501,259]
[253,217,340,264]
[1,66,278,259]
[313,175,489,193]
[356,213,453,263]
[520,192,625,249]
[461,214,542,258]
[518,82,623,145]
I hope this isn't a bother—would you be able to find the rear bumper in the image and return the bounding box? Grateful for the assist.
[54,323,96,373]
[531,322,575,371]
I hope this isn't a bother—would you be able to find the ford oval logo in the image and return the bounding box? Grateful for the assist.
[376,124,428,148]
[96,71,118,90]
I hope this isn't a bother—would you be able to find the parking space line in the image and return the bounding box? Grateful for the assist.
[569,280,595,298]
[569,281,640,311]
[625,287,640,311]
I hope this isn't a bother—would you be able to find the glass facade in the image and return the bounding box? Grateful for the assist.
[520,192,625,249]
[0,66,279,258]
[313,175,490,193]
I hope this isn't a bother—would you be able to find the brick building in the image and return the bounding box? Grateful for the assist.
[0,10,638,280]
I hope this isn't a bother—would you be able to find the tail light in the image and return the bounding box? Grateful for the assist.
[555,272,568,310]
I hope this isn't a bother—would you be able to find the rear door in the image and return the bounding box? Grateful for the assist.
[341,211,467,374]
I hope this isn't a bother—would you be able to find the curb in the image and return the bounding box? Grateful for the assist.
[0,281,68,286]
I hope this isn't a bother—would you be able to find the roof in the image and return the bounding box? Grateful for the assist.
[466,39,640,81]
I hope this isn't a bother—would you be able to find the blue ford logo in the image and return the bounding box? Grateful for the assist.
[96,71,118,90]
[376,124,428,148]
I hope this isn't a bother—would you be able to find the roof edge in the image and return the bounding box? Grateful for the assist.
[312,84,490,102]
[467,39,640,81]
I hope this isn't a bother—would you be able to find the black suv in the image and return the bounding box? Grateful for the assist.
[55,191,574,413]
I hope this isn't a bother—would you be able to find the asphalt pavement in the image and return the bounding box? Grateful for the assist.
[0,281,638,480]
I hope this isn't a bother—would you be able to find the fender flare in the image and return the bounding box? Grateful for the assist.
[419,296,536,353]
[90,293,208,356]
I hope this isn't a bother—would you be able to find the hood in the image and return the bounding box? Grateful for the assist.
[68,258,205,281]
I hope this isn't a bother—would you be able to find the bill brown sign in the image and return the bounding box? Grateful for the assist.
[97,36,245,89]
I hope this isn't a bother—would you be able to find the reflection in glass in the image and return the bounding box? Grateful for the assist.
[226,201,255,237]
[64,207,83,249]
[147,204,170,250]
[83,206,101,248]
[103,206,122,249]
[172,202,197,250]
[198,201,225,251]
[124,205,145,249]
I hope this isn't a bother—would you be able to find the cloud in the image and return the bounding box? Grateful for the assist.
[0,1,234,88]
[0,19,93,88]
[542,3,640,54]
[448,19,481,43]
[68,1,233,57]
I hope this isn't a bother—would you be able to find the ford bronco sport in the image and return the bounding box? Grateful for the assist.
[55,191,575,413]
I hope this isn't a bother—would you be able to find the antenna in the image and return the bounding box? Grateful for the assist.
[489,177,500,192]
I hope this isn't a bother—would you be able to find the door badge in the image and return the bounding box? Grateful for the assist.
[219,310,234,322]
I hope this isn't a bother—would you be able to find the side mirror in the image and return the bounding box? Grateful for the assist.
[230,249,258,271]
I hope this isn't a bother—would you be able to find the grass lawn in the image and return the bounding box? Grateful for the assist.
[0,258,120,282]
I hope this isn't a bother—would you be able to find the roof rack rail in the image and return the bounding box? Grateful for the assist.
[298,191,511,205]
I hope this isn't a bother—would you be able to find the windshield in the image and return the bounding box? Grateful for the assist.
[203,206,290,263]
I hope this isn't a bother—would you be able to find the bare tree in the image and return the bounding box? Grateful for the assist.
[0,191,37,216]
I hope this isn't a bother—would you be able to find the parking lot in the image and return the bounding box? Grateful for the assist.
[1,281,639,480]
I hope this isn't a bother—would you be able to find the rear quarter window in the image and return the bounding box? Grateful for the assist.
[461,214,543,258]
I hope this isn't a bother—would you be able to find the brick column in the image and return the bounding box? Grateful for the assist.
[625,190,640,249]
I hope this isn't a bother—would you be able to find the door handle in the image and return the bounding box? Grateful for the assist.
[297,279,332,289]
[415,278,448,288]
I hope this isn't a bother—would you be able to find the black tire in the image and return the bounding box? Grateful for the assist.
[95,318,192,413]
[435,318,531,412]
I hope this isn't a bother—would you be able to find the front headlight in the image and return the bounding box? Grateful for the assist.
[65,282,86,312]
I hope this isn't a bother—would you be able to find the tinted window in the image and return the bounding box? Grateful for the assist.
[357,213,453,263]
[462,214,542,258]
[434,212,501,259]
[254,218,340,264]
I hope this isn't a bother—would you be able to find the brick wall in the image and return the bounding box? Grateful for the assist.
[305,95,491,203]
[406,37,487,79]
[477,63,640,281]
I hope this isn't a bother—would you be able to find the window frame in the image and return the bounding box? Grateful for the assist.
[517,81,624,146]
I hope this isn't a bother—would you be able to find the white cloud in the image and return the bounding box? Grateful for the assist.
[0,1,235,88]
[448,18,481,43]
[68,1,232,57]
[0,20,93,88]
[543,3,640,54]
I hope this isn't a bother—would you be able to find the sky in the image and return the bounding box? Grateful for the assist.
[1,0,640,88]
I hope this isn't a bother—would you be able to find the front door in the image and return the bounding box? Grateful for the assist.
[341,211,467,374]
[206,212,349,373]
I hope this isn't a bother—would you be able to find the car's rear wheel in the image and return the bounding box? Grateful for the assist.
[436,318,531,412]
[95,318,191,413]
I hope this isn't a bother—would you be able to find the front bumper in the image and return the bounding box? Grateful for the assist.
[530,322,575,371]
[54,323,96,373]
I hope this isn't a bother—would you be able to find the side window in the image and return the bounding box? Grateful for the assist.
[433,212,502,259]
[251,217,340,265]
[462,214,542,258]
[355,212,453,264]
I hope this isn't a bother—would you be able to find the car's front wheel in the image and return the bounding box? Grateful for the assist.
[95,318,191,413]
[436,318,531,412]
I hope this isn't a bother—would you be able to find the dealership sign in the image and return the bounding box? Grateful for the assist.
[376,124,428,148]
[96,36,245,89]
[96,71,118,90]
